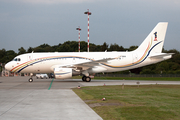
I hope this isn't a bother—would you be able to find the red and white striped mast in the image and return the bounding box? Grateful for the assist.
[84,9,92,52]
[76,27,81,52]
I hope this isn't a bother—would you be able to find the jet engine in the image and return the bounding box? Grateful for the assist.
[54,68,72,79]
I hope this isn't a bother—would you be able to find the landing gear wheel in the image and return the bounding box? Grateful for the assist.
[29,78,33,83]
[85,77,91,82]
[82,76,86,81]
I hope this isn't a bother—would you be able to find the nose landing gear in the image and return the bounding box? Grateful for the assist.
[28,73,33,82]
[28,78,33,82]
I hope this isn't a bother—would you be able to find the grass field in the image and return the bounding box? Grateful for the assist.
[73,85,180,120]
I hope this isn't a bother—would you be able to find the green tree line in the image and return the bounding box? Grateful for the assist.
[0,41,179,74]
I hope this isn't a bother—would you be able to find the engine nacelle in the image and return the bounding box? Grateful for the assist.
[54,68,72,79]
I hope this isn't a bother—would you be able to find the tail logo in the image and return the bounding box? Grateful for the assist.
[154,32,157,41]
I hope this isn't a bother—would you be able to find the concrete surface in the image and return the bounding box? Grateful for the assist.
[0,77,102,120]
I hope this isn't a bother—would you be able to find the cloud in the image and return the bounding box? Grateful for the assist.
[1,0,180,6]
[23,0,90,4]
[1,0,101,4]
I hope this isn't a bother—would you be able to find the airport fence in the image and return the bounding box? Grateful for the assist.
[95,74,180,77]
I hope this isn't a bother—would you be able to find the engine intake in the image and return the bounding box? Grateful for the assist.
[54,68,72,79]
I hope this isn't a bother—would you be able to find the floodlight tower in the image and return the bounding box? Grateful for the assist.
[76,27,81,52]
[84,9,92,52]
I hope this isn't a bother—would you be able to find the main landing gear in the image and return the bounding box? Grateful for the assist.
[82,76,91,82]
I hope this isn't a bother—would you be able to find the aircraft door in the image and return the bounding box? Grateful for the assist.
[27,54,33,61]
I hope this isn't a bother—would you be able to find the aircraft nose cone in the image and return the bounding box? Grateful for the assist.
[5,63,12,71]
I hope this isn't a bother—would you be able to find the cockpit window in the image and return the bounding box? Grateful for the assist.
[13,58,21,61]
[13,58,17,61]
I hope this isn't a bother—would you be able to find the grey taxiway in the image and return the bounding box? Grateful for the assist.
[1,76,180,120]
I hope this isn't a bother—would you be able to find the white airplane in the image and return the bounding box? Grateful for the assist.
[5,22,173,82]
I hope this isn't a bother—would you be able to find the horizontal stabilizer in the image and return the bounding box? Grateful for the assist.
[149,53,174,59]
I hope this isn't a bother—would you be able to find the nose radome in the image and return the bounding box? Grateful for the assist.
[5,62,12,71]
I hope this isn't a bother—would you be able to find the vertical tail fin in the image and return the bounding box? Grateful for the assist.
[135,22,168,54]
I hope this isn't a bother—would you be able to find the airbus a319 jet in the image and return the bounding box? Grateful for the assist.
[5,22,173,82]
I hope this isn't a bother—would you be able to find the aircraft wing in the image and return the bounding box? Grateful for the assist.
[74,58,114,68]
[52,58,115,70]
[149,53,174,59]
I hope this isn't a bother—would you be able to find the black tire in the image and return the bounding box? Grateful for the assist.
[86,77,91,82]
[82,76,86,81]
[29,78,33,82]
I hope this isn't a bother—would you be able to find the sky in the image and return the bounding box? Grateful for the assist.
[0,0,180,52]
